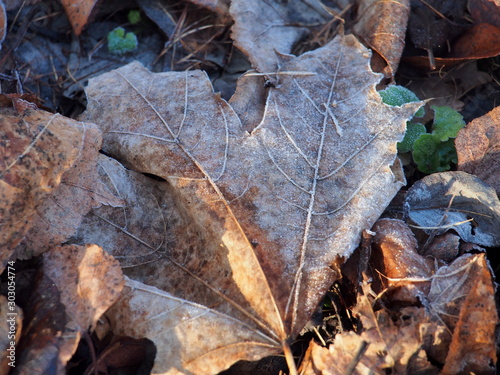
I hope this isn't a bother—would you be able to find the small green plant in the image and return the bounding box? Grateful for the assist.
[107,27,138,55]
[127,10,141,25]
[380,86,466,174]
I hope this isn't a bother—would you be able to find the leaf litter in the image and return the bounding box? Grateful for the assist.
[76,33,421,374]
[2,2,499,372]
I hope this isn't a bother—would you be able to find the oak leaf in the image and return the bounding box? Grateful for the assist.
[80,34,420,373]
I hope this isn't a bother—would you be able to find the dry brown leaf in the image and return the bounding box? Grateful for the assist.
[370,219,433,303]
[456,105,500,194]
[353,0,410,78]
[80,34,421,373]
[425,253,497,372]
[469,0,500,27]
[299,297,438,374]
[15,244,124,374]
[371,218,433,280]
[14,121,124,259]
[228,73,267,132]
[440,253,497,374]
[72,153,192,268]
[229,0,331,79]
[0,109,85,270]
[60,0,99,35]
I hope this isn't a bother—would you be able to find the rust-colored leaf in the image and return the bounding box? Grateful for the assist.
[440,254,497,375]
[80,34,420,373]
[426,254,497,373]
[370,219,433,303]
[469,0,500,27]
[371,219,433,280]
[60,0,99,35]
[456,106,500,194]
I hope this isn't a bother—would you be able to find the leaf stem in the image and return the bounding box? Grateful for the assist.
[283,340,298,375]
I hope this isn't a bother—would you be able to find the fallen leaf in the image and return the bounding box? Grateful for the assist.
[406,0,469,69]
[449,23,500,59]
[456,106,500,194]
[469,0,500,27]
[71,153,192,269]
[403,23,500,70]
[423,232,460,262]
[80,34,420,373]
[371,219,433,280]
[439,254,497,374]
[353,0,410,78]
[229,0,331,79]
[370,219,433,303]
[13,121,124,259]
[0,109,85,270]
[60,0,99,35]
[228,73,267,132]
[299,294,439,374]
[424,253,497,372]
[15,244,124,374]
[405,171,500,247]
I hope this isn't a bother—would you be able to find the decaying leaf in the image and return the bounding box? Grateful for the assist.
[405,171,500,247]
[371,219,433,281]
[439,254,497,374]
[80,34,421,373]
[370,219,433,303]
[302,252,497,375]
[14,122,124,259]
[299,293,438,374]
[72,153,194,269]
[230,0,331,79]
[60,0,99,35]
[0,109,85,271]
[456,106,500,194]
[425,253,497,372]
[15,244,124,374]
[353,0,410,78]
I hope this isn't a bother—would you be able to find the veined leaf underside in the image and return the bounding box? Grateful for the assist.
[81,35,416,372]
[120,279,279,345]
[251,40,406,331]
[109,69,285,344]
